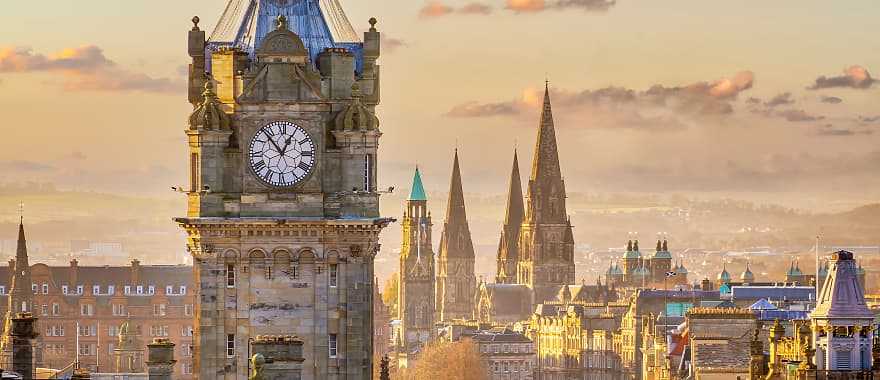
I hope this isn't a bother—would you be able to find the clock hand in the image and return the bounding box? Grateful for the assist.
[281,136,293,155]
[266,133,284,154]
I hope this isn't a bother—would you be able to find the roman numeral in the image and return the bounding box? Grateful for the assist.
[301,151,313,157]
[298,162,311,171]
[280,124,288,135]
[253,161,266,171]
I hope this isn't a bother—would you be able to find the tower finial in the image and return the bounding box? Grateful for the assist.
[192,16,201,31]
[276,15,288,30]
[18,202,23,224]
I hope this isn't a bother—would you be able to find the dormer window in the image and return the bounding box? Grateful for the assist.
[124,286,131,295]
[76,285,83,295]
[148,286,155,295]
[108,285,115,295]
[166,286,173,295]
[0,286,5,295]
[137,286,143,295]
[42,284,48,294]
[62,285,68,295]
[93,285,100,295]
[179,286,186,295]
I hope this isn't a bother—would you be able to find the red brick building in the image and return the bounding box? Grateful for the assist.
[0,259,195,378]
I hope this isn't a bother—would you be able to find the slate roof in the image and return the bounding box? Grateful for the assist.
[730,286,815,302]
[408,168,427,201]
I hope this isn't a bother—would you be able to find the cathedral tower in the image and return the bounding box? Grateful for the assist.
[496,150,524,284]
[176,2,389,378]
[396,169,436,368]
[436,150,476,321]
[516,84,576,302]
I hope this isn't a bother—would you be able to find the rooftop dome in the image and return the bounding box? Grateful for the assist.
[740,263,755,282]
[717,264,731,282]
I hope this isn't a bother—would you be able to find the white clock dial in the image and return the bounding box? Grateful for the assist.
[248,121,316,187]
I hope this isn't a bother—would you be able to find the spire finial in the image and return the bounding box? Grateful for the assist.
[17,202,23,224]
[276,15,288,30]
[191,16,201,31]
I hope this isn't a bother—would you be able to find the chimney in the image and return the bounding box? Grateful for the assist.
[11,312,39,380]
[69,259,79,288]
[146,338,176,380]
[131,259,142,285]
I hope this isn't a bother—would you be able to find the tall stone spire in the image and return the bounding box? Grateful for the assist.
[517,82,575,302]
[526,82,567,224]
[436,150,476,321]
[9,220,32,314]
[496,149,524,284]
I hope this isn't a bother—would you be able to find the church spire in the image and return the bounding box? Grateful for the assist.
[503,149,524,227]
[444,150,467,224]
[526,81,566,224]
[438,150,474,260]
[409,167,427,201]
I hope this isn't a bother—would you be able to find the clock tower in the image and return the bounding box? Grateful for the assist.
[175,2,389,379]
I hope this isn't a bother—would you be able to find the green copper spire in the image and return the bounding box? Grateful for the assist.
[409,167,427,201]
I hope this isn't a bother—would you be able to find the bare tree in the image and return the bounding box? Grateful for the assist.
[395,340,488,380]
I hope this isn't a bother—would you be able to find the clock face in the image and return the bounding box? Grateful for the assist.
[248,121,316,187]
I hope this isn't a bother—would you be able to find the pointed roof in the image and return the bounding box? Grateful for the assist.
[503,149,524,227]
[530,83,563,183]
[10,219,31,293]
[444,150,467,222]
[748,298,777,311]
[208,0,362,67]
[740,263,755,282]
[812,251,873,320]
[409,168,427,201]
[717,263,731,281]
[439,150,475,260]
[15,218,27,266]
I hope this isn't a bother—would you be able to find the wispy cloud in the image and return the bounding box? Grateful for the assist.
[0,160,55,172]
[507,0,616,12]
[808,65,876,90]
[764,92,794,108]
[819,95,843,104]
[419,1,493,18]
[0,45,182,93]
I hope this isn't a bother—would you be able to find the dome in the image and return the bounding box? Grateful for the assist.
[189,82,231,131]
[740,263,755,282]
[717,264,731,282]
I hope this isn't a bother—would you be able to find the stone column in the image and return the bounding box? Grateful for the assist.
[11,312,38,380]
[146,338,177,380]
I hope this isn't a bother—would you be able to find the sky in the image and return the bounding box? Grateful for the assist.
[0,0,878,210]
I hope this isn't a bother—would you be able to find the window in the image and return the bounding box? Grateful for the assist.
[93,285,100,295]
[41,304,48,316]
[150,325,169,337]
[226,334,235,357]
[108,285,115,295]
[179,286,186,295]
[329,264,338,288]
[109,325,119,337]
[52,303,60,315]
[79,343,96,356]
[42,284,49,294]
[62,285,68,295]
[153,303,167,316]
[364,154,374,191]
[136,286,143,295]
[190,153,199,191]
[0,286,5,295]
[124,286,131,295]
[166,285,173,295]
[76,285,83,295]
[264,265,272,280]
[46,325,65,337]
[227,264,235,288]
[147,286,155,295]
[108,343,115,355]
[837,350,852,370]
[184,344,194,356]
[181,325,193,337]
[79,324,96,337]
[112,304,125,317]
[32,284,37,293]
[291,265,299,279]
[184,304,194,316]
[329,334,338,358]
[80,304,94,316]
[183,362,193,374]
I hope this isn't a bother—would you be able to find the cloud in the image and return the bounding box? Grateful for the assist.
[820,95,843,104]
[0,46,182,93]
[808,65,876,90]
[447,71,753,123]
[381,35,408,53]
[506,0,616,12]
[460,2,493,14]
[858,115,880,124]
[777,109,824,122]
[0,160,55,172]
[764,92,794,108]
[815,124,872,137]
[419,1,493,18]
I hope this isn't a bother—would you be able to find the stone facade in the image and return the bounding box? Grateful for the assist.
[436,150,477,322]
[516,85,576,304]
[177,2,388,378]
[395,169,435,368]
[685,308,757,380]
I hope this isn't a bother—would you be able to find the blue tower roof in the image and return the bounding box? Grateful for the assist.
[208,0,364,71]
[409,168,427,201]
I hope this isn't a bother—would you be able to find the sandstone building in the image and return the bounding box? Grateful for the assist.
[395,169,436,368]
[177,0,389,378]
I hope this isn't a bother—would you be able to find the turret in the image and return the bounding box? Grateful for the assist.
[361,18,381,103]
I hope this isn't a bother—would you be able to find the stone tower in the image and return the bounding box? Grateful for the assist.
[113,318,144,373]
[812,250,874,371]
[0,220,35,369]
[396,169,435,368]
[176,2,389,379]
[517,84,575,302]
[496,150,524,284]
[436,150,476,322]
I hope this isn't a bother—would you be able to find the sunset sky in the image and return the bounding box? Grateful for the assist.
[1,0,878,209]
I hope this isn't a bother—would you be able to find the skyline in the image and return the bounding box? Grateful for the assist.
[0,0,878,209]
